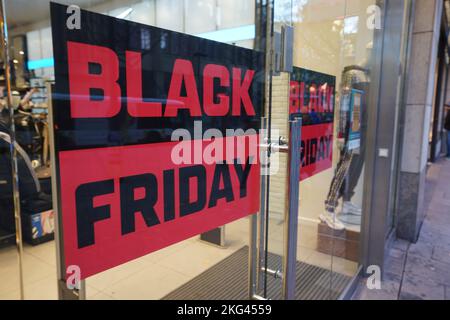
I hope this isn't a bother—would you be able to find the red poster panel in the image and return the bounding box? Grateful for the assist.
[50,3,264,279]
[59,138,260,279]
[289,67,336,181]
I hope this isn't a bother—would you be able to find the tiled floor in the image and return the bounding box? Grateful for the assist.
[0,212,358,300]
[0,217,250,300]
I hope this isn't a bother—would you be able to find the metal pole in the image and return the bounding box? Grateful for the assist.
[0,0,25,300]
[249,116,268,300]
[257,117,267,292]
[262,0,275,299]
[47,82,86,300]
[46,82,64,297]
[282,117,301,300]
[248,212,258,299]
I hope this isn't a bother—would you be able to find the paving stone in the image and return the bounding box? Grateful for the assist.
[426,205,450,216]
[426,203,450,215]
[354,279,400,300]
[400,274,445,300]
[424,216,450,228]
[391,239,410,252]
[384,271,402,283]
[399,291,423,300]
[429,196,450,207]
[419,229,450,247]
[431,245,450,264]
[408,242,434,260]
[424,212,450,226]
[388,248,407,260]
[352,160,450,300]
[384,256,406,277]
[404,255,450,286]
[420,223,450,239]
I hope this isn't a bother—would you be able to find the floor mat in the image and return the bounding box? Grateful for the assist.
[163,246,351,300]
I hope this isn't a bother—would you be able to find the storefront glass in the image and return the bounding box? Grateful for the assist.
[2,0,263,300]
[263,0,386,299]
[0,0,402,301]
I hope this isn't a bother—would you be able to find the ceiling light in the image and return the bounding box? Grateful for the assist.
[116,8,133,19]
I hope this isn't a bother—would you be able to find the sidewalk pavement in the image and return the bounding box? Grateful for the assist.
[352,158,450,300]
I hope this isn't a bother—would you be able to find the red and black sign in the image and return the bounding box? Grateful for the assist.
[289,66,335,181]
[50,3,264,279]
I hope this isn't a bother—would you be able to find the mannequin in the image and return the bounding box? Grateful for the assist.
[320,44,372,230]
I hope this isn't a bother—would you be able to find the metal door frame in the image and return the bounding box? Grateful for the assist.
[248,0,302,300]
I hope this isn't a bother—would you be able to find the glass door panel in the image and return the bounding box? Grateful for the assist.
[3,0,265,300]
[78,0,261,300]
[266,0,385,300]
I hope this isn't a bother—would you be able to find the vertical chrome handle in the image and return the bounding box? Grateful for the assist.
[282,117,302,300]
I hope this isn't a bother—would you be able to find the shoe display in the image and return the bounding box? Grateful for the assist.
[319,211,345,230]
[342,201,362,216]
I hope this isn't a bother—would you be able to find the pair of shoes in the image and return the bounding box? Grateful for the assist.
[342,201,362,216]
[320,211,345,230]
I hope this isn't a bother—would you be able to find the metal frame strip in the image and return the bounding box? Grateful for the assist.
[0,0,25,300]
[47,82,86,300]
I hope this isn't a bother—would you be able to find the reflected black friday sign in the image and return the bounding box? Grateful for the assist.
[50,2,264,279]
[289,66,336,181]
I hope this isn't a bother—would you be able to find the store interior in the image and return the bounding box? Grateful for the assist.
[0,0,377,300]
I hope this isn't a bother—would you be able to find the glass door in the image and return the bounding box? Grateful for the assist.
[75,0,264,300]
[2,0,267,300]
[261,0,386,300]
[0,0,386,300]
